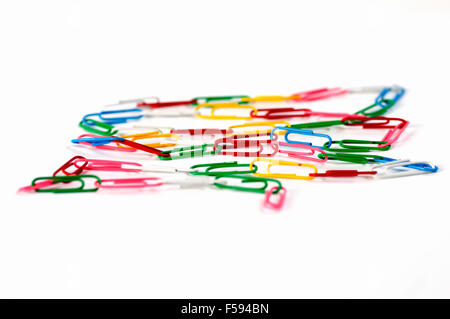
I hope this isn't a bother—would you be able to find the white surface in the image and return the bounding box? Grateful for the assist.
[1,0,449,298]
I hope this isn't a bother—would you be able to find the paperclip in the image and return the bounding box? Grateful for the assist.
[118,131,179,149]
[214,175,282,194]
[372,156,437,172]
[214,133,278,157]
[322,139,391,153]
[310,170,377,177]
[195,103,258,120]
[82,108,143,126]
[72,134,137,152]
[317,152,386,164]
[271,126,332,149]
[95,177,164,189]
[53,156,88,176]
[342,116,408,129]
[290,87,348,102]
[240,95,297,103]
[250,107,353,120]
[79,119,119,136]
[193,95,250,105]
[290,120,344,129]
[263,186,287,211]
[354,100,395,117]
[105,97,160,107]
[372,159,438,178]
[157,144,218,160]
[30,175,101,193]
[228,121,290,135]
[190,161,258,176]
[375,86,405,108]
[250,158,317,180]
[170,128,230,136]
[278,142,328,163]
[71,136,125,146]
[138,99,196,109]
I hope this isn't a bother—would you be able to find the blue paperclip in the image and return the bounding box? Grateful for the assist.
[375,86,405,108]
[82,108,144,126]
[71,136,125,146]
[271,126,332,149]
[373,156,438,172]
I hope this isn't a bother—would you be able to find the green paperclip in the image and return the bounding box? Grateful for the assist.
[79,119,119,136]
[323,140,391,153]
[192,95,250,105]
[190,161,258,176]
[214,175,282,194]
[158,144,219,160]
[32,175,101,193]
[290,120,343,129]
[354,99,395,117]
[318,152,387,164]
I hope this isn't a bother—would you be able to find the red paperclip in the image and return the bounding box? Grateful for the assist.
[214,132,278,157]
[53,156,88,176]
[291,87,347,102]
[310,170,377,177]
[137,99,196,109]
[118,139,170,157]
[342,116,408,129]
[250,107,354,120]
[263,186,287,211]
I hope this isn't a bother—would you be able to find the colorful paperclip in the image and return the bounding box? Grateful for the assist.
[250,158,317,180]
[271,126,333,150]
[195,103,258,120]
[117,131,179,149]
[214,133,279,157]
[372,159,438,178]
[278,142,328,163]
[53,156,146,176]
[157,144,218,160]
[190,161,258,176]
[263,186,287,211]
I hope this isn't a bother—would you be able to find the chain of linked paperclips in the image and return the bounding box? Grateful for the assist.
[19,85,439,211]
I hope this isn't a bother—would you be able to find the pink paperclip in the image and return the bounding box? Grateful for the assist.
[381,121,409,146]
[95,177,164,189]
[73,158,143,173]
[263,186,287,211]
[278,142,328,163]
[309,111,355,118]
[291,87,347,102]
[76,134,137,152]
[18,180,55,193]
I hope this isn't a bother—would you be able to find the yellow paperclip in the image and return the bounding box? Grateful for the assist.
[240,95,298,103]
[228,121,291,135]
[117,131,179,149]
[249,158,317,180]
[195,102,258,120]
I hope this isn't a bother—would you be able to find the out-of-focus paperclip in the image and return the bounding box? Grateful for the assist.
[278,142,328,163]
[117,131,179,149]
[195,102,258,120]
[263,186,287,211]
[214,133,279,157]
[372,159,438,178]
[228,121,290,135]
[250,158,317,180]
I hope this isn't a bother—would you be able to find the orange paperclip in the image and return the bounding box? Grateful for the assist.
[249,158,317,180]
[117,131,179,149]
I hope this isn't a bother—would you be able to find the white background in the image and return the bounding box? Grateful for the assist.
[1,0,449,298]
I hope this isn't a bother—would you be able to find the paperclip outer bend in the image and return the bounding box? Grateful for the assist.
[263,186,287,211]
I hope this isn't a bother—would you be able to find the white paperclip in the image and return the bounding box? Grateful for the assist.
[346,86,386,94]
[104,96,160,107]
[372,159,438,178]
[162,175,217,189]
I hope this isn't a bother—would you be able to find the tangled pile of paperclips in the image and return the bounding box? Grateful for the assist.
[19,85,439,210]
